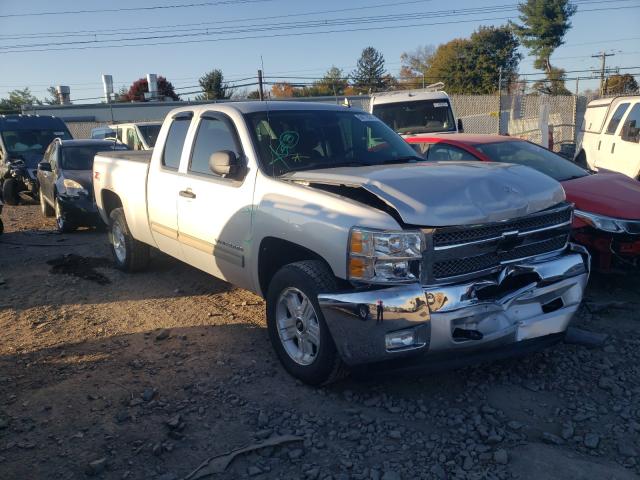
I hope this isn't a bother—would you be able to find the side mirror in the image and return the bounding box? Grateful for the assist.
[38,161,52,172]
[209,150,240,177]
[457,118,464,133]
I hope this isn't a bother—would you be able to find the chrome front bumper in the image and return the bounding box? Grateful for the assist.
[318,244,590,366]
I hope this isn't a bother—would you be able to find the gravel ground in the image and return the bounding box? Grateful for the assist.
[0,204,639,480]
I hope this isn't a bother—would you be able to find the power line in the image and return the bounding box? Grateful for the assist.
[0,0,272,19]
[2,3,638,55]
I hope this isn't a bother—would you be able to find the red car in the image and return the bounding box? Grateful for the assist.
[405,134,640,271]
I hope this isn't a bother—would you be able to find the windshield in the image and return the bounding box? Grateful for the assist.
[372,99,456,134]
[475,140,589,182]
[1,129,72,156]
[245,110,422,176]
[61,144,127,170]
[137,124,161,147]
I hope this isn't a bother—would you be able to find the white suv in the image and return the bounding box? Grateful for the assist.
[576,95,640,179]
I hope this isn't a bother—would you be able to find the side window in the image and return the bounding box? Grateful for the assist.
[427,144,478,161]
[621,103,640,144]
[189,116,240,176]
[605,103,630,134]
[411,142,432,158]
[162,118,191,169]
[127,129,141,150]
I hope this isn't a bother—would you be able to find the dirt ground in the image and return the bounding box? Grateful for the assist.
[0,204,639,480]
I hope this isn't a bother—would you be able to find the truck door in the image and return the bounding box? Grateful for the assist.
[595,102,630,172]
[147,112,193,260]
[176,111,253,288]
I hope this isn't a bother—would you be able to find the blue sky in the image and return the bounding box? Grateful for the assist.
[0,0,638,102]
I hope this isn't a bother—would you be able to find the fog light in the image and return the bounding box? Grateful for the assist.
[385,329,416,350]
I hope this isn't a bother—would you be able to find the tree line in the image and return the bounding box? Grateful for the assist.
[1,0,638,112]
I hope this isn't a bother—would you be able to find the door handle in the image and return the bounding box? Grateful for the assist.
[597,140,601,151]
[611,143,615,154]
[179,189,196,199]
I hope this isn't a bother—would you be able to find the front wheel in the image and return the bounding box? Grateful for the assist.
[2,178,20,205]
[108,207,150,272]
[266,260,346,385]
[55,196,76,233]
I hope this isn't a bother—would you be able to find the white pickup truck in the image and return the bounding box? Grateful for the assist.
[93,101,590,384]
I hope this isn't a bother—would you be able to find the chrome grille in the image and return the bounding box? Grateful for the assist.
[424,203,573,283]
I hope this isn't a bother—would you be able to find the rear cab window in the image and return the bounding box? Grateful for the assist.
[162,114,192,169]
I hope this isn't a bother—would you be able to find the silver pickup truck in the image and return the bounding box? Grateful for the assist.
[93,102,590,384]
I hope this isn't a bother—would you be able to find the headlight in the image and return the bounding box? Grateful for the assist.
[348,227,422,283]
[575,209,640,234]
[62,178,88,196]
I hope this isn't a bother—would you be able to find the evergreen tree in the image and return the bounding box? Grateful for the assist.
[351,47,387,93]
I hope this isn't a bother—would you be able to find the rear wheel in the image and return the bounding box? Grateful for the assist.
[266,260,347,385]
[39,190,54,217]
[108,207,150,272]
[55,196,76,233]
[2,178,20,206]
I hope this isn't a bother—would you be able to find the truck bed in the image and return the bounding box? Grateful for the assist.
[95,150,152,163]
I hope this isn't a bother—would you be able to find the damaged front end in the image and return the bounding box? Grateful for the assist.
[318,203,591,367]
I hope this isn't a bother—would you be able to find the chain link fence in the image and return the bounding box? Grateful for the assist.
[64,94,589,158]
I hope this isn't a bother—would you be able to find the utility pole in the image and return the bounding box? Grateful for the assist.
[257,69,264,101]
[591,51,615,95]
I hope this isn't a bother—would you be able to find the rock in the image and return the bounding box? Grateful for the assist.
[430,464,446,480]
[115,410,130,423]
[388,430,402,440]
[381,471,401,480]
[542,432,565,445]
[86,457,107,476]
[561,423,574,440]
[155,329,171,341]
[617,440,637,457]
[462,455,473,470]
[142,388,156,402]
[493,449,508,465]
[288,448,304,460]
[584,433,600,449]
[248,466,262,476]
[507,421,523,431]
[0,418,9,429]
[258,410,269,427]
[166,414,181,429]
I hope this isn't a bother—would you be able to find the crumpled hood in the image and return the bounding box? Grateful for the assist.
[283,162,565,226]
[562,172,640,220]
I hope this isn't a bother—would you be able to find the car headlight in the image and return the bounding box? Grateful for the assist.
[62,178,88,196]
[348,227,422,283]
[574,209,640,234]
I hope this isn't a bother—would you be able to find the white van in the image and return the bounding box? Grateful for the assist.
[575,95,640,179]
[111,122,162,150]
[369,86,462,136]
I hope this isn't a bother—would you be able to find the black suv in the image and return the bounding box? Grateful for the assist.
[0,114,72,205]
[37,139,128,232]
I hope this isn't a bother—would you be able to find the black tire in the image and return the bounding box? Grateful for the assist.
[266,260,347,385]
[39,190,54,217]
[0,218,3,235]
[108,207,150,272]
[54,196,76,233]
[575,150,588,169]
[2,178,20,206]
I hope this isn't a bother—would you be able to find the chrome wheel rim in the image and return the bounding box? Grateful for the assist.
[111,220,127,263]
[276,287,321,366]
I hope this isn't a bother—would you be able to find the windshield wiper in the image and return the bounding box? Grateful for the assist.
[379,155,425,165]
[279,161,365,175]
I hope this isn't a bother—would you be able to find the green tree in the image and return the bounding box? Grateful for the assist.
[196,69,232,101]
[351,47,387,93]
[605,74,639,95]
[0,87,41,112]
[513,0,577,94]
[399,45,435,88]
[44,86,61,105]
[423,25,521,94]
[313,66,349,96]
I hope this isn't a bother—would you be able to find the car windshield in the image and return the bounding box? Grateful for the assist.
[137,124,161,147]
[475,140,590,182]
[372,99,456,134]
[61,144,126,170]
[1,129,72,155]
[245,109,422,176]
